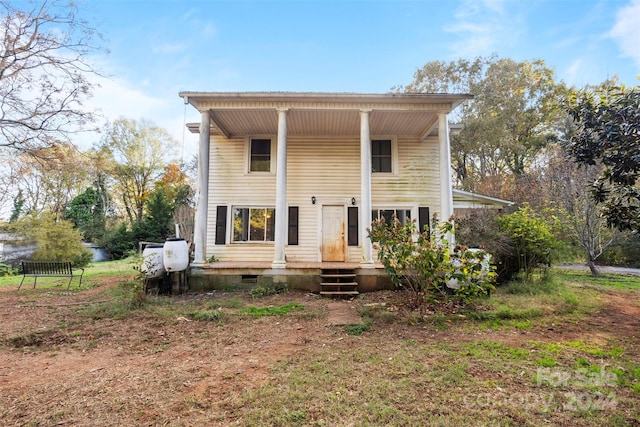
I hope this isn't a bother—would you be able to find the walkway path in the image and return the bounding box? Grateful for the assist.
[327,301,363,325]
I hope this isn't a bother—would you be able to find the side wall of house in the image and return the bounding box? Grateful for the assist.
[205,135,442,263]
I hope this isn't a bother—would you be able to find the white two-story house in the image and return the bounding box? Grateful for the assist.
[180,92,473,293]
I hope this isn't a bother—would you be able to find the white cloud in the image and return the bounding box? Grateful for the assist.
[444,0,524,57]
[608,0,640,68]
[92,75,168,122]
[482,0,506,14]
[74,72,182,150]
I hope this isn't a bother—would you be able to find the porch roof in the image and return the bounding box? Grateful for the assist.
[179,91,472,140]
[452,189,514,209]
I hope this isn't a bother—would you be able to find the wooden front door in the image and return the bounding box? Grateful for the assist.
[322,205,345,262]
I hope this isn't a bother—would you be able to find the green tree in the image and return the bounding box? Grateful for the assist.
[154,162,194,208]
[98,118,177,225]
[64,186,109,242]
[565,85,640,232]
[100,222,134,260]
[154,162,194,240]
[134,188,175,243]
[10,213,92,267]
[9,189,24,222]
[398,55,566,195]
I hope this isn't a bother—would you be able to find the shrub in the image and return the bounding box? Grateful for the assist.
[368,216,495,308]
[100,222,136,260]
[457,208,559,284]
[0,263,17,276]
[446,247,496,304]
[455,210,518,284]
[498,206,558,282]
[9,213,93,268]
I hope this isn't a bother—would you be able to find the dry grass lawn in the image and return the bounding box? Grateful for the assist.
[0,268,639,426]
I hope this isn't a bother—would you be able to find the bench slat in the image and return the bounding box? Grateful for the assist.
[19,261,84,290]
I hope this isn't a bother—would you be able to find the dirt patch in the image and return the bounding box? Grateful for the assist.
[0,280,639,425]
[326,301,362,325]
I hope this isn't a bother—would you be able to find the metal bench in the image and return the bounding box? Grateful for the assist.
[18,261,84,290]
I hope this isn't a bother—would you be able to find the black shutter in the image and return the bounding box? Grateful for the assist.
[348,207,359,246]
[288,206,299,245]
[215,206,227,245]
[419,207,430,236]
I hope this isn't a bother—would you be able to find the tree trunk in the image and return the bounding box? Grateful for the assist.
[587,259,600,277]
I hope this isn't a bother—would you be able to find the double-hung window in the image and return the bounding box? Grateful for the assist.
[250,138,272,172]
[372,139,392,173]
[233,207,275,242]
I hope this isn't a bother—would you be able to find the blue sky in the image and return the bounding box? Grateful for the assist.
[77,0,640,159]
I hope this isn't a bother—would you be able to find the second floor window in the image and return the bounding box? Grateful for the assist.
[250,138,271,172]
[372,139,392,173]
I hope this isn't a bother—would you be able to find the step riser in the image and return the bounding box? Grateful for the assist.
[320,269,359,297]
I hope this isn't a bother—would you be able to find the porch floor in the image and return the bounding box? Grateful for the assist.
[199,261,377,270]
[188,261,391,293]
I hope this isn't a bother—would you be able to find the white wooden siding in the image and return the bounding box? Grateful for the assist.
[205,135,442,263]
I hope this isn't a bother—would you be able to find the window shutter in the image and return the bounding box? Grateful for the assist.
[215,206,227,245]
[348,207,359,246]
[419,207,430,236]
[288,206,299,245]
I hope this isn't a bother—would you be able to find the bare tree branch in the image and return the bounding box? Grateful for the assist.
[0,0,105,152]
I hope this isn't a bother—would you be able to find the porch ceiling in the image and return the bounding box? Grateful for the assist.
[180,92,472,139]
[207,109,440,138]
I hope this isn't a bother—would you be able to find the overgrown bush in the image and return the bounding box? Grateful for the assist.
[498,206,558,282]
[456,207,559,284]
[368,216,495,308]
[446,248,496,303]
[9,213,92,267]
[455,210,516,284]
[100,222,136,260]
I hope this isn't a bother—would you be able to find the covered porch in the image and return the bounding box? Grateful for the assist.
[179,92,472,292]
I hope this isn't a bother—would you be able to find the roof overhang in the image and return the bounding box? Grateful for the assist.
[453,189,514,210]
[179,92,472,139]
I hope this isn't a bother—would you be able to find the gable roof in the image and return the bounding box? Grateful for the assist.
[180,91,472,140]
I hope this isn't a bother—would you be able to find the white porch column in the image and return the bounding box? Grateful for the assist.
[272,108,288,269]
[360,109,374,267]
[438,112,454,244]
[192,110,210,266]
